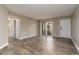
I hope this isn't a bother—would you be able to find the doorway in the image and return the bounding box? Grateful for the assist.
[41,21,53,36]
[8,18,20,49]
[8,18,20,39]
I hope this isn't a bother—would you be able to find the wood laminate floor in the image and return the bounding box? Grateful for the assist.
[0,36,78,55]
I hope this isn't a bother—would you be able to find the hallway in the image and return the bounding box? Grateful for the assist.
[0,36,78,55]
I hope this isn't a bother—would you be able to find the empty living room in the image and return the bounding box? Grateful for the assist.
[0,4,79,56]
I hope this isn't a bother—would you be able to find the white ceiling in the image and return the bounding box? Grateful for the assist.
[5,4,77,19]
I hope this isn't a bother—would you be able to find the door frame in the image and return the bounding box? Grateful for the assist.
[40,21,53,36]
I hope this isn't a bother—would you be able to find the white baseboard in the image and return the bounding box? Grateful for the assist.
[0,42,9,50]
[19,34,37,40]
[71,39,79,52]
[53,35,72,39]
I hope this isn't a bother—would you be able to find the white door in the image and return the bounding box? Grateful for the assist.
[60,18,71,38]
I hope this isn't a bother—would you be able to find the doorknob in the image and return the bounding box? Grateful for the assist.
[60,27,62,30]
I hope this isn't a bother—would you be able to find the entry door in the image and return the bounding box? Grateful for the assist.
[60,18,71,38]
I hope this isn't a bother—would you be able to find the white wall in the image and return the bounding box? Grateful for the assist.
[0,5,8,49]
[20,17,38,39]
[8,20,15,37]
[71,5,79,51]
[8,12,38,39]
[16,19,20,38]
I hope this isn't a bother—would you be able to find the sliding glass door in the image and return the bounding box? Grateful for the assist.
[41,21,53,36]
